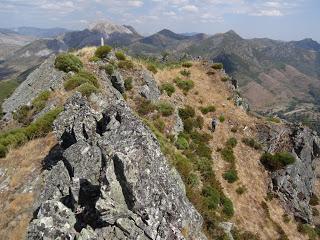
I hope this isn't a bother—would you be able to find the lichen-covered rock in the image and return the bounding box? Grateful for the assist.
[139,70,160,101]
[2,55,65,117]
[258,124,320,223]
[27,93,206,239]
[111,71,125,93]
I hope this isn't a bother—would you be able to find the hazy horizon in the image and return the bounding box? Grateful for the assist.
[0,0,319,42]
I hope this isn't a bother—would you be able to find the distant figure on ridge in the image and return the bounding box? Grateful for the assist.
[101,37,104,46]
[211,117,218,132]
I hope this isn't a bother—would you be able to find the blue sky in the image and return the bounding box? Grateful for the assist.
[0,0,319,41]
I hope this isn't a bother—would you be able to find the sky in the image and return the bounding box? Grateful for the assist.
[0,0,319,41]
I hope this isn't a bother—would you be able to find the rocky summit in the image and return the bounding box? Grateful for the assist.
[27,93,206,240]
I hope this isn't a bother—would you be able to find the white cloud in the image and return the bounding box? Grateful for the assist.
[180,4,198,12]
[127,0,144,7]
[252,9,283,16]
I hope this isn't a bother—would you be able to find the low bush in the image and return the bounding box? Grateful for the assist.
[118,60,134,69]
[157,102,174,117]
[226,137,237,148]
[242,138,262,150]
[222,196,234,217]
[309,194,319,206]
[260,151,295,171]
[187,173,198,186]
[178,105,195,120]
[76,83,98,97]
[267,116,281,123]
[176,135,189,150]
[221,76,229,82]
[160,83,175,97]
[200,105,216,114]
[182,62,193,68]
[223,169,239,183]
[89,56,100,62]
[298,224,318,240]
[95,45,112,59]
[202,185,221,210]
[174,77,194,92]
[153,118,165,133]
[115,51,126,60]
[64,71,98,91]
[194,116,204,129]
[236,186,247,195]
[211,63,223,70]
[147,64,158,74]
[55,53,83,73]
[219,115,225,122]
[180,69,191,77]
[124,77,133,91]
[0,144,7,158]
[103,64,114,75]
[0,107,63,158]
[13,105,33,125]
[32,90,51,113]
[136,98,156,116]
[221,147,235,163]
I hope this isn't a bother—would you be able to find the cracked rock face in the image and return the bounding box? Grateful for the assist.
[258,124,320,223]
[27,93,206,239]
[139,70,161,101]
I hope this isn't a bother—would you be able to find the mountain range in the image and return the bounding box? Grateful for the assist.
[1,21,320,131]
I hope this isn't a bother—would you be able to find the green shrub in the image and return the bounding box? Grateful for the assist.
[154,118,165,133]
[13,105,33,125]
[222,196,234,217]
[0,144,8,158]
[226,137,237,148]
[298,224,317,240]
[221,76,229,82]
[64,71,98,91]
[32,91,51,113]
[176,136,189,150]
[115,51,126,60]
[178,105,195,120]
[95,45,112,59]
[147,64,158,74]
[136,98,156,116]
[180,69,191,77]
[309,194,319,206]
[223,169,238,183]
[183,118,196,133]
[219,115,225,122]
[174,77,194,92]
[194,116,204,129]
[55,53,83,73]
[182,62,193,68]
[124,77,133,91]
[157,102,174,117]
[236,186,247,195]
[267,116,281,123]
[212,63,223,70]
[202,185,221,210]
[221,147,235,163]
[76,83,98,97]
[175,154,193,181]
[0,107,63,158]
[260,152,295,171]
[200,105,216,114]
[187,173,198,186]
[118,60,134,69]
[160,83,175,97]
[89,56,100,62]
[103,64,114,75]
[242,138,262,150]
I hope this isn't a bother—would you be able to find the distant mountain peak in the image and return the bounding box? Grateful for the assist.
[89,21,134,35]
[224,30,242,39]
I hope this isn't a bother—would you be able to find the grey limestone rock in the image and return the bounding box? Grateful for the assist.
[139,70,160,101]
[27,93,206,239]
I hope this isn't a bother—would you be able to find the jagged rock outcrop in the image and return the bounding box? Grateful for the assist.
[2,55,65,117]
[27,93,206,239]
[139,70,161,101]
[258,124,320,223]
[110,71,125,94]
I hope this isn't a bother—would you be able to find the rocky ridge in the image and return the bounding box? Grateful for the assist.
[27,91,206,239]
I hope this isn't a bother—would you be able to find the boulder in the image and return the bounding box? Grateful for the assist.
[139,70,160,101]
[110,71,125,94]
[2,55,65,117]
[27,93,206,239]
[258,124,320,223]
